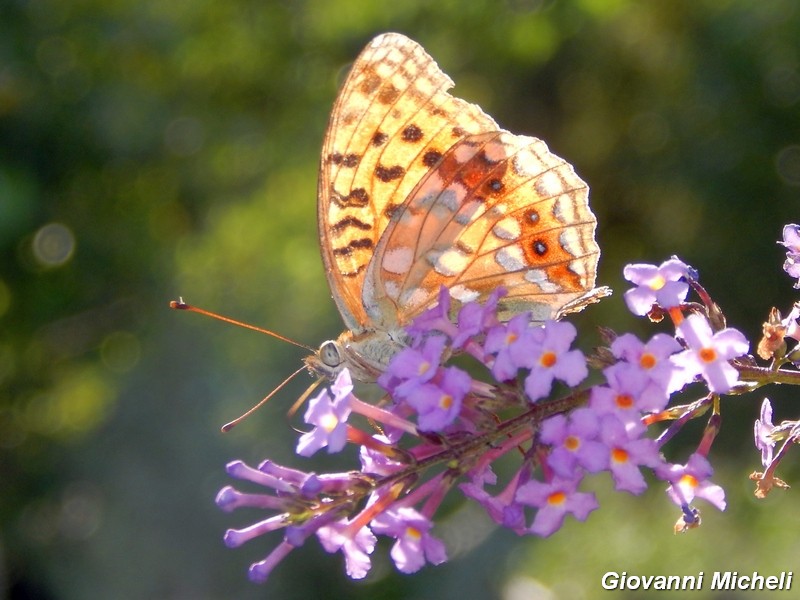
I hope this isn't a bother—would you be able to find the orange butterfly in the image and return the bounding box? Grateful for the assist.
[304,33,609,383]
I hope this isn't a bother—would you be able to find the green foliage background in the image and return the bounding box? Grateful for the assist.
[2,1,799,598]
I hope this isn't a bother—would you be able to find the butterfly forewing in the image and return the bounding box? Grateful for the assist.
[319,33,500,332]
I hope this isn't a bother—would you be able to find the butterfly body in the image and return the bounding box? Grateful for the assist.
[307,33,608,382]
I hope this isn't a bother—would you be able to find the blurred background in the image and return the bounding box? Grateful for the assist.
[2,0,800,598]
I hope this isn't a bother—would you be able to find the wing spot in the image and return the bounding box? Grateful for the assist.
[525,208,540,224]
[449,285,479,303]
[452,126,466,138]
[532,240,548,256]
[346,188,370,207]
[433,247,470,277]
[525,269,560,293]
[375,164,405,182]
[378,84,400,104]
[332,187,370,208]
[329,152,360,168]
[492,217,521,241]
[487,178,504,194]
[333,238,374,256]
[496,246,526,272]
[402,124,424,142]
[422,150,443,167]
[535,171,565,197]
[331,216,372,234]
[372,131,388,146]
[360,70,382,95]
[382,246,414,275]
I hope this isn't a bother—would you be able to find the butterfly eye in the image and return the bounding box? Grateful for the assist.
[319,340,342,367]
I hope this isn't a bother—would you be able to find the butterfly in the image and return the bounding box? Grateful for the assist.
[304,33,609,384]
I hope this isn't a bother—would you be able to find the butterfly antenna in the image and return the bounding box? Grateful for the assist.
[287,377,325,430]
[170,298,315,352]
[221,365,308,432]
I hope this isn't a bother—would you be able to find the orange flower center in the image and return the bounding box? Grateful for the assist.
[616,394,634,409]
[565,435,580,451]
[506,332,518,345]
[680,474,699,489]
[406,526,422,540]
[639,353,657,369]
[439,394,453,410]
[699,347,717,363]
[540,351,557,368]
[611,448,629,464]
[418,360,431,376]
[547,491,566,506]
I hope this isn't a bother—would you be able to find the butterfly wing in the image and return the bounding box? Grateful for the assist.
[318,33,500,333]
[364,130,607,325]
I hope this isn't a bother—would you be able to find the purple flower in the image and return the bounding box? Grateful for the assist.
[623,258,691,315]
[296,369,354,456]
[754,398,775,468]
[217,459,368,583]
[610,332,686,399]
[316,518,377,580]
[540,409,609,479]
[590,365,648,427]
[598,413,663,494]
[520,321,588,402]
[403,366,471,431]
[673,314,749,393]
[780,224,800,289]
[656,453,726,511]
[371,507,447,573]
[378,335,447,397]
[516,477,599,537]
[483,313,535,381]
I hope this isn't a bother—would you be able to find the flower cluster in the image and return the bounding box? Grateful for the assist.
[216,228,800,584]
[747,224,800,498]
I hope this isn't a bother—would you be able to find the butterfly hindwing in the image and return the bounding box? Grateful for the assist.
[364,130,602,325]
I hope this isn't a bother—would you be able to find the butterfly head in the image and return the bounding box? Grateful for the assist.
[304,339,346,380]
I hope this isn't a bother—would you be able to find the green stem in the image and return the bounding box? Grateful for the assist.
[736,363,800,386]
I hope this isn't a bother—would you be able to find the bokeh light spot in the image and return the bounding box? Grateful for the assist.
[32,222,75,267]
